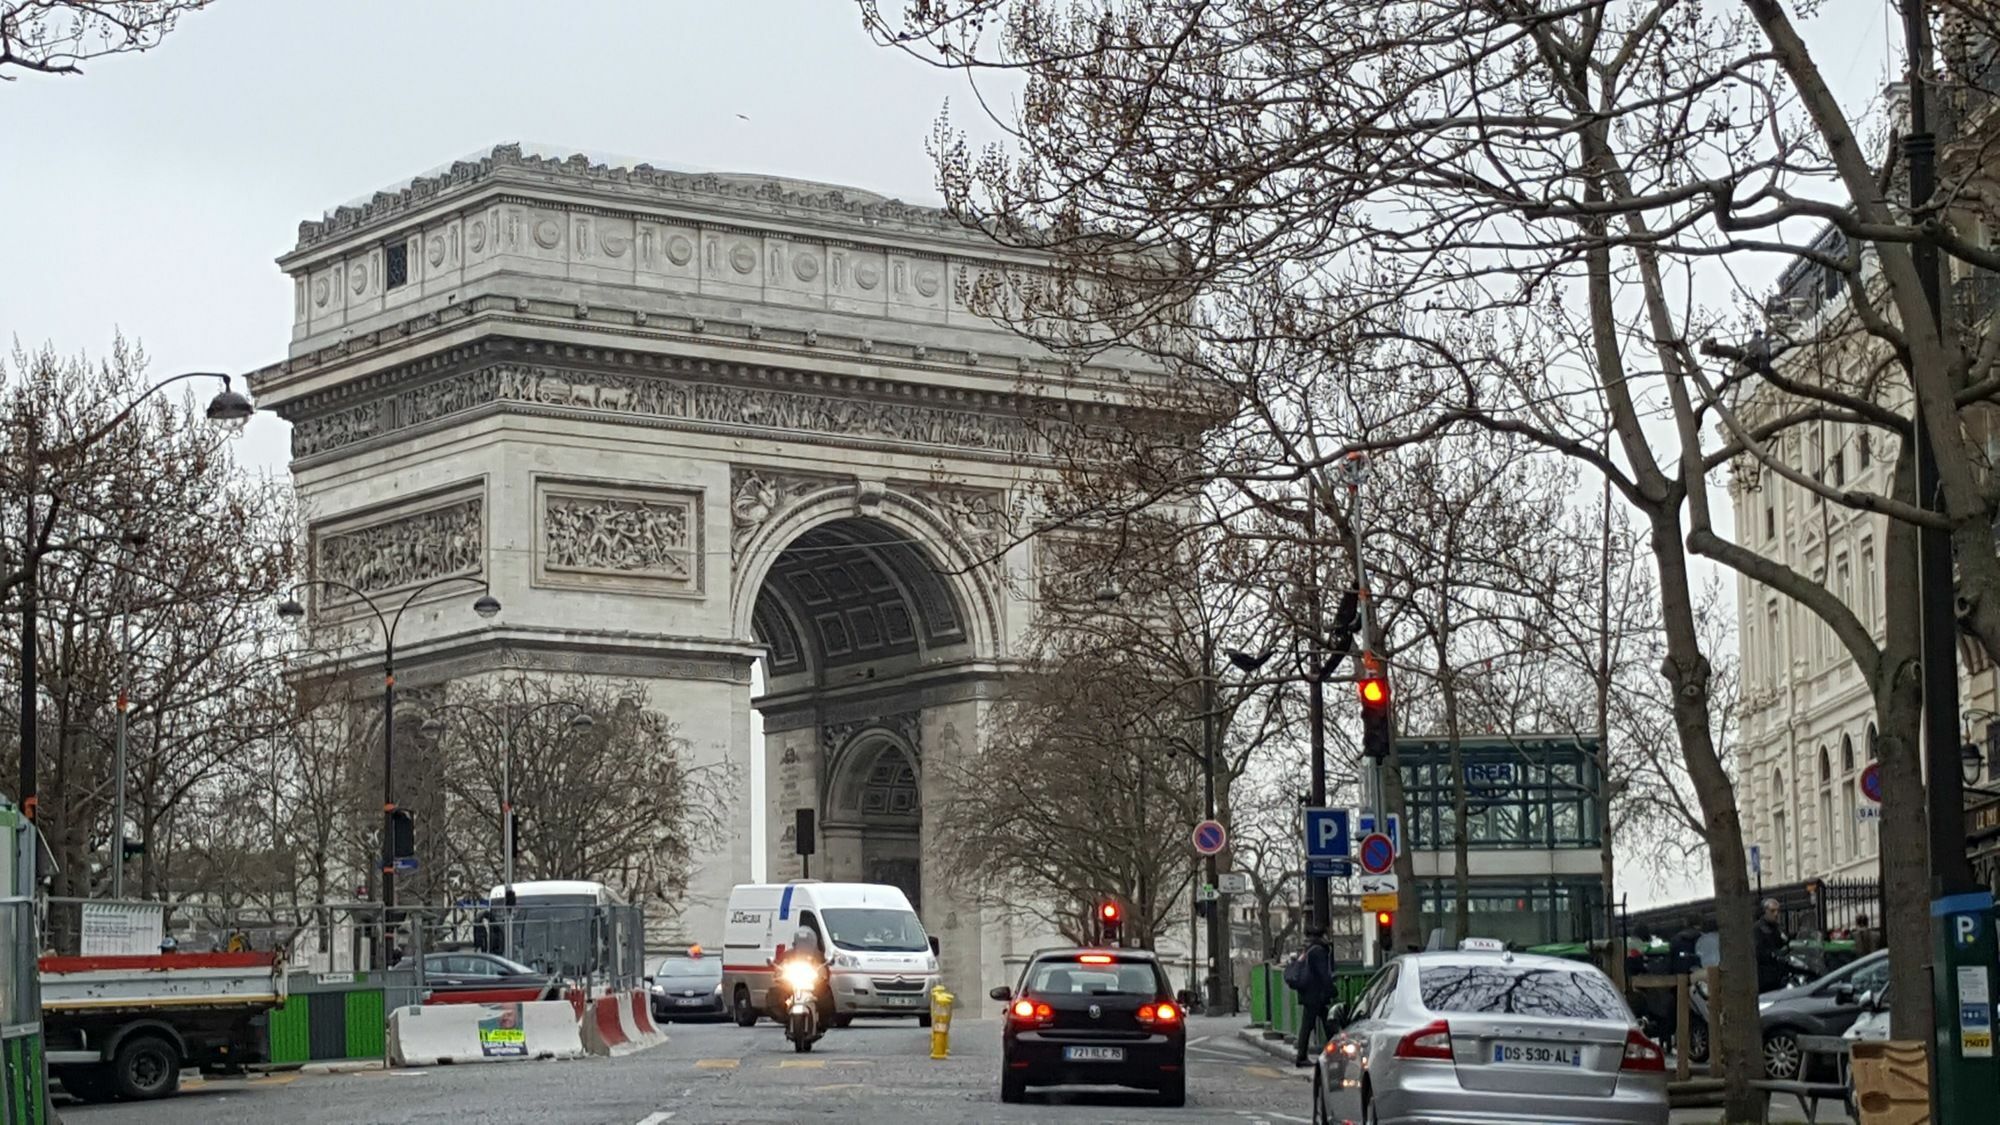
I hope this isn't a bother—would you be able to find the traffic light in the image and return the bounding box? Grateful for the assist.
[1374,910,1394,954]
[1359,666,1392,759]
[389,809,415,860]
[1097,901,1124,947]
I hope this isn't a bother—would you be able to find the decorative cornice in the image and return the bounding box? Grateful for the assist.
[294,143,967,253]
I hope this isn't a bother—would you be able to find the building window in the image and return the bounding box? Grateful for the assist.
[1859,432,1871,468]
[1832,448,1846,486]
[1843,779,1859,859]
[385,241,410,290]
[1766,505,1776,542]
[1775,809,1790,879]
[1860,546,1876,630]
[1820,788,1837,865]
[1818,747,1831,784]
[1841,734,1855,773]
[1867,723,1879,761]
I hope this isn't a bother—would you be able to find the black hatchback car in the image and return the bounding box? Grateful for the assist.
[990,948,1190,1106]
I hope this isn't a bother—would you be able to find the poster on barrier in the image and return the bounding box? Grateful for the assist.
[478,1004,527,1058]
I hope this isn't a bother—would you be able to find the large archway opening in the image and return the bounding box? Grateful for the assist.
[749,515,977,916]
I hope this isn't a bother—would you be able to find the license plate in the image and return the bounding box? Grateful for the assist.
[1493,1042,1582,1067]
[1064,1046,1125,1062]
[675,998,707,1006]
[887,995,917,1005]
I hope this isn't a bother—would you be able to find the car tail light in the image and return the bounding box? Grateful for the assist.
[1009,999,1053,1027]
[1621,1029,1665,1072]
[1393,1019,1453,1060]
[1138,1001,1181,1026]
[1078,954,1114,964]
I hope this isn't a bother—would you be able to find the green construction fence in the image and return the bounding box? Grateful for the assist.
[1248,963,1374,1048]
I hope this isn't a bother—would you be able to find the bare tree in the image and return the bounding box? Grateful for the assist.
[0,1,209,80]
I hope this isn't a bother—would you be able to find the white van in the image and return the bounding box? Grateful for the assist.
[721,882,940,1026]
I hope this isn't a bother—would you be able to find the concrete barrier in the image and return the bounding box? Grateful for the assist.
[388,1001,584,1066]
[581,995,631,1056]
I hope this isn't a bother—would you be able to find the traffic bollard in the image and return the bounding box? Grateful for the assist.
[929,986,955,1059]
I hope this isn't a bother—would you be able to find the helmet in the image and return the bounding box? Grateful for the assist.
[792,927,820,955]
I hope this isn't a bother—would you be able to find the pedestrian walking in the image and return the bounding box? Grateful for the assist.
[1285,927,1336,1067]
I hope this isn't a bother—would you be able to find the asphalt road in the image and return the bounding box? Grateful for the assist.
[57,1014,1316,1125]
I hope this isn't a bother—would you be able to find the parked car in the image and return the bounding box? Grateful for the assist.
[991,947,1191,1106]
[1312,940,1669,1125]
[1757,949,1888,1079]
[421,952,559,1000]
[649,950,726,1021]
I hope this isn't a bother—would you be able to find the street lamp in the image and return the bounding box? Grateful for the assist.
[17,372,253,829]
[110,523,150,901]
[275,574,500,953]
[418,701,592,899]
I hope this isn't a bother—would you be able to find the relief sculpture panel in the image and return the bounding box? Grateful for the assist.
[312,495,484,603]
[535,480,702,596]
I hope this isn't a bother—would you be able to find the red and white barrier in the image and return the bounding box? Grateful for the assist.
[581,991,665,1056]
[388,1001,584,1066]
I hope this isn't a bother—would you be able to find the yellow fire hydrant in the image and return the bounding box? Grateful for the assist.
[928,985,955,1059]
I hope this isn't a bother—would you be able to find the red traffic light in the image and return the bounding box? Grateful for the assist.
[1359,678,1389,706]
[1100,902,1122,922]
[1374,910,1393,927]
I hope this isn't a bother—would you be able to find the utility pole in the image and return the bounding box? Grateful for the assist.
[1904,3,2000,1115]
[1201,628,1233,1015]
[1306,487,1331,934]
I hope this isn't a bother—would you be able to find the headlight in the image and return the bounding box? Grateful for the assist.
[712,985,724,999]
[832,953,859,969]
[781,962,820,991]
[650,984,664,995]
[926,955,939,973]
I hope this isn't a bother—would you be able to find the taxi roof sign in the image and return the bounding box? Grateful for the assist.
[1459,938,1505,952]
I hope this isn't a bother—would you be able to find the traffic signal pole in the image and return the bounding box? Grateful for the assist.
[1340,456,1401,946]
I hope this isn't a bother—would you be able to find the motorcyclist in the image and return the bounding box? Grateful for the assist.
[778,926,835,1027]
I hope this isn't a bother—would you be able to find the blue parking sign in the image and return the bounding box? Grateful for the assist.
[1304,808,1349,860]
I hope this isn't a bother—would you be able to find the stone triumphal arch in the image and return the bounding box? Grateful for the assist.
[246,145,1162,999]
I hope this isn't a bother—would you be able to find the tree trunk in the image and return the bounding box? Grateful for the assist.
[1650,511,1762,1121]
[1444,665,1469,943]
[1878,447,1934,1039]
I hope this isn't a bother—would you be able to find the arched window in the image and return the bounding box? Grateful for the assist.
[1867,724,1879,761]
[1818,746,1832,784]
[1841,734,1856,774]
[1774,768,1786,795]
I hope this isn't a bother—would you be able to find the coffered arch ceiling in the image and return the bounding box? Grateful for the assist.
[751,517,968,677]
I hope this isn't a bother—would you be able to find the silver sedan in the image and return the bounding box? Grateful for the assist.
[1312,943,1669,1125]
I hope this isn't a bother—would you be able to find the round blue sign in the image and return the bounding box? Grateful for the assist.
[1192,820,1227,855]
[1359,833,1395,875]
[1860,763,1882,804]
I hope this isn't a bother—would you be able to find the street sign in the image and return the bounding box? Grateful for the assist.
[1359,872,1398,896]
[1361,892,1397,912]
[1750,845,1761,877]
[1219,873,1251,895]
[393,856,420,874]
[1358,833,1396,875]
[1857,806,1882,823]
[1303,808,1349,860]
[1357,812,1400,856]
[1198,884,1219,902]
[1307,857,1352,879]
[1192,820,1228,856]
[1861,763,1883,803]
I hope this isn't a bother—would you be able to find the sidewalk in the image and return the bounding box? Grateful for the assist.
[1234,1026,1855,1124]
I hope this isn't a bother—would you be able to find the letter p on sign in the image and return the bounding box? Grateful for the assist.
[1960,915,1980,947]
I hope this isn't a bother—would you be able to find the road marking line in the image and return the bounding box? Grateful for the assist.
[694,1059,739,1069]
[811,1083,867,1091]
[778,1059,827,1069]
[635,1113,676,1125]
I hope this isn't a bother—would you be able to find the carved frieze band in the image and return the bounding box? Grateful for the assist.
[289,362,1037,461]
[534,478,702,596]
[896,481,1018,561]
[311,491,484,607]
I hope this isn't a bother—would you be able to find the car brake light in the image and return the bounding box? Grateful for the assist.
[1394,1019,1453,1060]
[1621,1029,1665,1072]
[1010,999,1053,1025]
[1078,954,1114,964]
[1140,1001,1181,1025]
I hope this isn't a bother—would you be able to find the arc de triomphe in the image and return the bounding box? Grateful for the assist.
[246,145,1160,999]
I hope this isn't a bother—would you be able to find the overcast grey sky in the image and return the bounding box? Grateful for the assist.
[0,0,1900,908]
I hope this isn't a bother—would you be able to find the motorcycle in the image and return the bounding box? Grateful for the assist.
[780,958,824,1053]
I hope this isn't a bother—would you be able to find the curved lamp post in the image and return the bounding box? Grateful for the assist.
[19,372,252,831]
[276,576,500,932]
[420,701,592,902]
